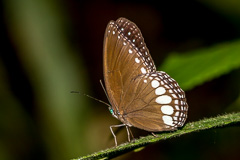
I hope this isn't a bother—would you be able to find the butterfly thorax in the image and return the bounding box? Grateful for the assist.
[108,106,133,127]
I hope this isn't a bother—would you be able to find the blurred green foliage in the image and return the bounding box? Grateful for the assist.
[160,40,240,91]
[2,0,90,159]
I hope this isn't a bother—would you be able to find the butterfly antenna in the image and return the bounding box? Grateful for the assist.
[84,94,111,107]
[71,90,111,107]
[100,79,111,104]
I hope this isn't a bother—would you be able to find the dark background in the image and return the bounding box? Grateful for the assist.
[1,0,240,160]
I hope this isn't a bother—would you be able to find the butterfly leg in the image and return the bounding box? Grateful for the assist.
[110,124,126,147]
[125,126,131,142]
[126,126,135,143]
[151,132,157,137]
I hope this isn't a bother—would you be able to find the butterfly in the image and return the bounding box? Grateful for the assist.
[103,17,188,146]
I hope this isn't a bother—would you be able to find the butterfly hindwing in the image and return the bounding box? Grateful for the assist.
[122,71,188,131]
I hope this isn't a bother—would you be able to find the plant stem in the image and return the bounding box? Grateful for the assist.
[74,112,240,160]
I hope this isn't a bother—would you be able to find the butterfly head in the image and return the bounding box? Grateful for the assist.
[108,107,118,119]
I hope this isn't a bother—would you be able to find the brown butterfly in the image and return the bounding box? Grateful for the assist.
[103,17,188,146]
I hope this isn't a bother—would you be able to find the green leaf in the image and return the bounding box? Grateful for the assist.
[160,40,240,90]
[73,112,240,160]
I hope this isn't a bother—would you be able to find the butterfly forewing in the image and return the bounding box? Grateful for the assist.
[115,18,156,72]
[103,17,188,134]
[104,18,155,115]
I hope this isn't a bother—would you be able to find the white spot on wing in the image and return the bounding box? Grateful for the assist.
[135,58,140,63]
[156,95,172,104]
[175,112,179,116]
[161,105,174,115]
[151,80,160,88]
[141,67,147,74]
[155,87,166,95]
[164,85,169,89]
[174,100,179,104]
[175,105,180,110]
[172,94,177,98]
[162,115,174,126]
[129,49,133,54]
